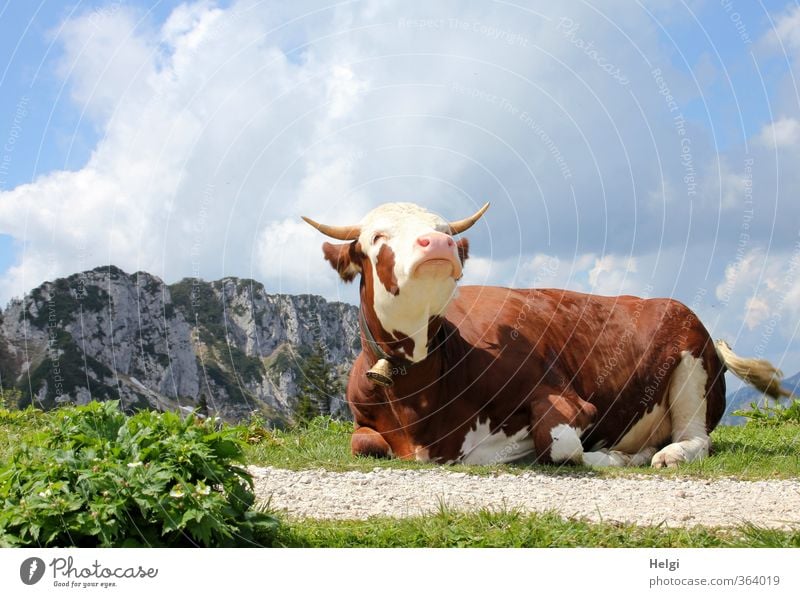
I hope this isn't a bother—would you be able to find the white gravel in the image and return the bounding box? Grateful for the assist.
[249,466,800,529]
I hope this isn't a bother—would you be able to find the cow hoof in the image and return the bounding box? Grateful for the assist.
[651,444,688,468]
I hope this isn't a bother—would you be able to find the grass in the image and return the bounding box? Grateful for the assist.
[244,417,800,480]
[5,401,798,480]
[3,407,799,547]
[270,508,800,548]
[0,407,47,464]
[633,423,800,480]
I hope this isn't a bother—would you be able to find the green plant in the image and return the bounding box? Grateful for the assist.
[239,412,283,447]
[733,398,800,426]
[0,401,277,547]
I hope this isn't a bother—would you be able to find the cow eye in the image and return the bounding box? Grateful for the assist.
[371,233,385,245]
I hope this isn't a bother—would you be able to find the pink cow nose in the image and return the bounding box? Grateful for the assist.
[417,233,454,250]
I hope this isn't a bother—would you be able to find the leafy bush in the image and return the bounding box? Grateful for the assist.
[237,412,284,446]
[0,401,277,547]
[733,398,800,426]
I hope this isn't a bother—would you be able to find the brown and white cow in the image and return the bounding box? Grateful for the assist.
[303,203,789,467]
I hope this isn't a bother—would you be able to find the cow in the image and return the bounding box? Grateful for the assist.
[302,202,790,467]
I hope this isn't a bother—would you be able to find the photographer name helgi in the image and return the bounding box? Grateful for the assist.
[20,556,158,588]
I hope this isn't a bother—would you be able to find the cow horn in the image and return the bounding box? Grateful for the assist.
[448,202,490,235]
[301,216,361,241]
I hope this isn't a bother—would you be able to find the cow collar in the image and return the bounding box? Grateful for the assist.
[358,304,448,388]
[359,305,410,387]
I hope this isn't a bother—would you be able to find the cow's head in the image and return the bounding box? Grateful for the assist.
[303,202,488,362]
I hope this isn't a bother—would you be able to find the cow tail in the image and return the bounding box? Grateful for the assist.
[714,339,792,400]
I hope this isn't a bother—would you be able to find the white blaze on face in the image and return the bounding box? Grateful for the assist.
[358,203,463,362]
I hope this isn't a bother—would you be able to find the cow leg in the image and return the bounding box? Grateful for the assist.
[651,351,710,468]
[530,392,596,465]
[532,392,660,467]
[582,446,659,467]
[351,426,392,458]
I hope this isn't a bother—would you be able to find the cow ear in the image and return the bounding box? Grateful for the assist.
[322,241,362,282]
[455,237,469,264]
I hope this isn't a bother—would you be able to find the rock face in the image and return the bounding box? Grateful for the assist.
[0,266,360,423]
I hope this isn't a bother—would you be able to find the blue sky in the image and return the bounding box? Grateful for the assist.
[1,0,799,375]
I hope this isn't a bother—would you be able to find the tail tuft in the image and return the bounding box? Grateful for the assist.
[715,340,792,400]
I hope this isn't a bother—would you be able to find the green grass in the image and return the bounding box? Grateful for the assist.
[3,406,800,547]
[244,417,800,480]
[5,409,799,481]
[623,423,800,480]
[0,408,47,464]
[271,508,800,548]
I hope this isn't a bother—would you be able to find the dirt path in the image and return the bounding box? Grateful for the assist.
[249,466,800,529]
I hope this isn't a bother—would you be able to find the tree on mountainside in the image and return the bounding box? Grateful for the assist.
[197,393,210,418]
[294,342,342,426]
[0,387,22,410]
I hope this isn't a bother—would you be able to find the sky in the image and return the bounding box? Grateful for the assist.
[0,0,799,376]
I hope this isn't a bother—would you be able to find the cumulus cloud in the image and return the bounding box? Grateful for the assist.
[0,0,708,301]
[715,247,800,352]
[0,0,798,380]
[463,250,651,299]
[757,117,800,148]
[588,255,638,295]
[764,5,800,52]
[744,296,771,330]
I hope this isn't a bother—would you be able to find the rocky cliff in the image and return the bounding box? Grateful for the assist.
[0,266,360,423]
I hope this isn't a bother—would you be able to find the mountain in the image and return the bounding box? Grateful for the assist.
[722,370,800,426]
[0,266,360,423]
[3,266,793,427]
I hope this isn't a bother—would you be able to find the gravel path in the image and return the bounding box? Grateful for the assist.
[249,466,800,529]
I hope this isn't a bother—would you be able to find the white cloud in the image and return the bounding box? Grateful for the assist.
[0,0,798,363]
[744,296,771,330]
[757,117,800,148]
[326,66,369,120]
[765,5,800,52]
[462,250,648,298]
[588,254,638,295]
[0,0,689,303]
[461,251,568,289]
[54,5,157,121]
[254,217,355,303]
[715,247,800,338]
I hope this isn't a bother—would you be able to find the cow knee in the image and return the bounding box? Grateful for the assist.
[351,427,392,458]
[535,423,585,464]
[531,392,595,464]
